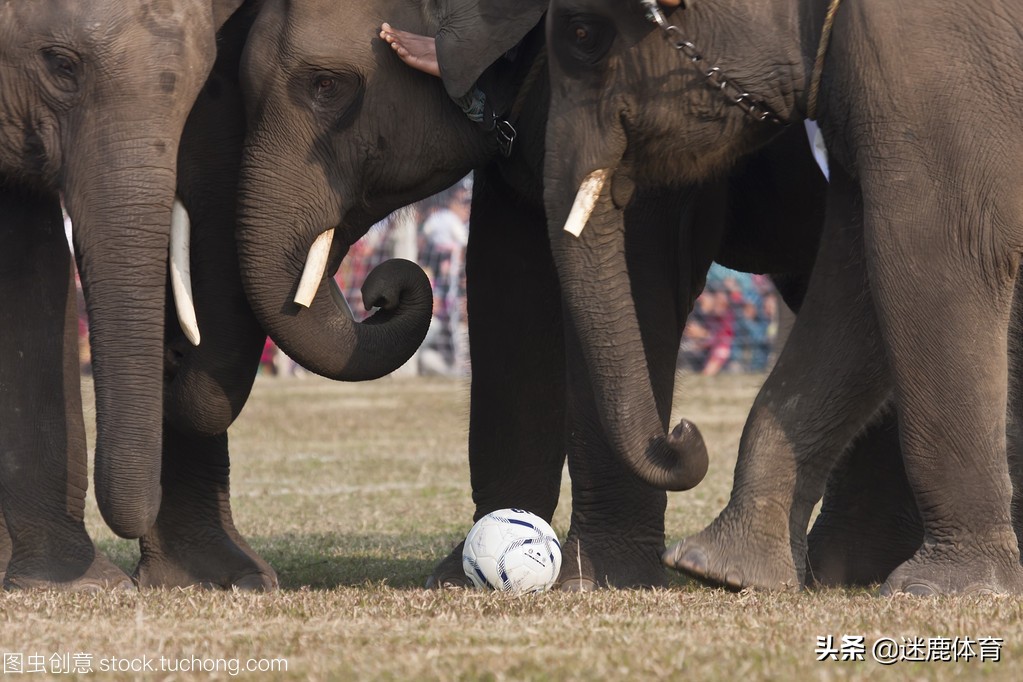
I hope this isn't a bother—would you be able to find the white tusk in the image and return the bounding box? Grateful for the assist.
[294,230,334,307]
[562,169,609,238]
[170,197,201,346]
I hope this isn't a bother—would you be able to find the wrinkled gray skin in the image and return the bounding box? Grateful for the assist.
[544,0,1023,595]
[139,1,277,590]
[140,0,436,591]
[236,0,921,590]
[236,3,436,384]
[0,1,244,589]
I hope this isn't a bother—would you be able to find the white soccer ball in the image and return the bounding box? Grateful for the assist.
[462,508,562,594]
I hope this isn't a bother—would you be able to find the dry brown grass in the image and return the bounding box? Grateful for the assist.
[2,374,1021,680]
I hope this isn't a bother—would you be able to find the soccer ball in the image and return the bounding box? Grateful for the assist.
[462,508,562,594]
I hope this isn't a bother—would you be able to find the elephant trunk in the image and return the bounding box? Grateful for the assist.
[65,165,177,538]
[546,169,708,491]
[236,173,432,381]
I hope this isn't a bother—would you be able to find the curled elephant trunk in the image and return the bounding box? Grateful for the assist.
[546,168,708,491]
[235,202,432,380]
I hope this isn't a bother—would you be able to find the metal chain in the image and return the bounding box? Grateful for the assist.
[641,2,786,125]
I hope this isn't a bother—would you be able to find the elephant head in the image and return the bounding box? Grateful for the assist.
[542,1,811,489]
[235,0,545,380]
[0,0,244,537]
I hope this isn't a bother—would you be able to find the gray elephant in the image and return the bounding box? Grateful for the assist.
[542,0,1023,595]
[139,0,438,590]
[232,0,923,589]
[237,0,690,589]
[0,0,250,589]
[137,1,278,590]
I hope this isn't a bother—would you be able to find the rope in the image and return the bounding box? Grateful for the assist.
[806,0,843,120]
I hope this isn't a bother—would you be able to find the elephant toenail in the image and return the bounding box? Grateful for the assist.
[724,569,744,589]
[425,574,466,589]
[902,582,938,597]
[674,547,709,576]
[233,574,274,592]
[661,544,681,568]
[557,577,599,592]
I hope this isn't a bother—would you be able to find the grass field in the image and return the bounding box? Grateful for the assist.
[2,373,1022,680]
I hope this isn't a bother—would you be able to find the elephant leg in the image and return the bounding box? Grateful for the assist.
[558,324,670,590]
[426,171,567,588]
[664,166,892,590]
[556,187,698,590]
[864,171,1023,597]
[135,422,277,590]
[806,404,922,587]
[804,232,1023,591]
[0,188,130,590]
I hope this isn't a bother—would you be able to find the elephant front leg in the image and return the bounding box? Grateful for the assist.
[665,168,893,590]
[558,320,669,590]
[556,186,703,590]
[806,405,923,587]
[0,191,131,591]
[134,422,277,590]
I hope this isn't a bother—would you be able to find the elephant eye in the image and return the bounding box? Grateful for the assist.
[42,48,82,91]
[306,69,365,130]
[316,76,337,94]
[563,17,615,65]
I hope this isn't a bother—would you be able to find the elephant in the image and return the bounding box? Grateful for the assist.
[137,0,434,590]
[0,0,252,589]
[542,0,1023,595]
[232,0,925,590]
[136,0,278,590]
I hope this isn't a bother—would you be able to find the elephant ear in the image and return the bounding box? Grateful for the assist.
[434,0,548,99]
[211,0,246,31]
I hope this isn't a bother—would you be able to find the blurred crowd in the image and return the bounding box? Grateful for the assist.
[677,264,779,376]
[76,180,783,378]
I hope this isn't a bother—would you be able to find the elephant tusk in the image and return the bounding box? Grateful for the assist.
[294,230,334,308]
[563,169,609,238]
[170,197,201,346]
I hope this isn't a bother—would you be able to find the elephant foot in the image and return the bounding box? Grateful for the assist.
[806,514,921,588]
[425,542,471,589]
[4,549,132,592]
[879,530,1023,596]
[663,507,799,591]
[135,543,276,591]
[555,533,667,591]
[135,524,277,591]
